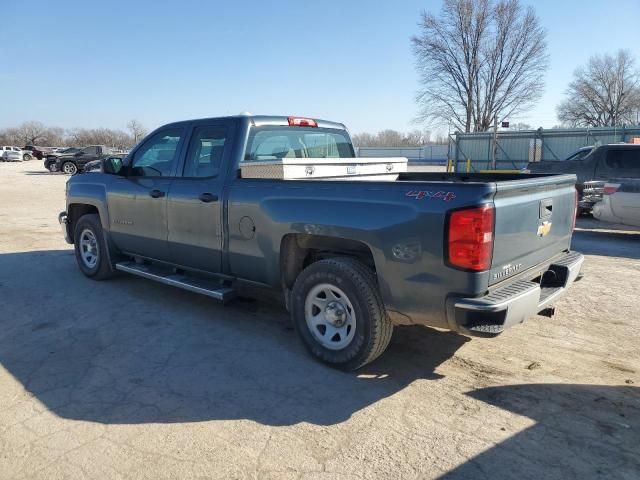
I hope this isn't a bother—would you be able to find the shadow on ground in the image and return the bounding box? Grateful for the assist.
[0,250,468,426]
[441,384,640,479]
[572,218,640,260]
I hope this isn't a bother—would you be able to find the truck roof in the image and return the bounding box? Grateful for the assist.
[161,115,347,131]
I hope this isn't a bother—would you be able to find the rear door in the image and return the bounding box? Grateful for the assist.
[489,175,577,285]
[107,127,185,261]
[76,146,100,168]
[166,120,235,272]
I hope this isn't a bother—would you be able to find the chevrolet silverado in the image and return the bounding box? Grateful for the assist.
[59,115,584,369]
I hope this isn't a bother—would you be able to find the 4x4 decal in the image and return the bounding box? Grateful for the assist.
[406,190,456,202]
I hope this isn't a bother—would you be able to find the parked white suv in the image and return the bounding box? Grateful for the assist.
[1,146,26,162]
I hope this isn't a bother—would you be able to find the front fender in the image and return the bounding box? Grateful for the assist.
[66,175,112,230]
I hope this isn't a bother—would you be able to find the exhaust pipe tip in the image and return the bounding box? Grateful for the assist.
[539,307,556,318]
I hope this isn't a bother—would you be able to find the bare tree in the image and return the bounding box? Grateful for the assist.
[13,121,49,145]
[127,119,148,144]
[557,50,640,127]
[412,0,548,132]
[352,129,437,147]
[351,132,376,148]
[68,127,134,150]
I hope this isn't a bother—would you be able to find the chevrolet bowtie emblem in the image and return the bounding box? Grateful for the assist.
[537,221,552,237]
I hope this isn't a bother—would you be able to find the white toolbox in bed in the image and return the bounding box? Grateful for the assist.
[240,157,408,181]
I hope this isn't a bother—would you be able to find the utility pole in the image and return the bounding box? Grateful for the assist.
[491,116,498,170]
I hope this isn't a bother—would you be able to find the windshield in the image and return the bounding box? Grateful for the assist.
[244,126,354,161]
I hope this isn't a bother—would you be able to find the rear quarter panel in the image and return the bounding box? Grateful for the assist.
[226,178,495,328]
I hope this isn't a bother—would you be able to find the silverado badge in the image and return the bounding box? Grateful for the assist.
[537,221,552,237]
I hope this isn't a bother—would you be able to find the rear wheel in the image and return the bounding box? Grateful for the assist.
[73,214,115,280]
[62,161,78,175]
[24,153,32,161]
[291,258,393,370]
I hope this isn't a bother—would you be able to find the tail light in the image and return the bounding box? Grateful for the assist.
[603,183,620,195]
[288,117,317,127]
[447,205,495,271]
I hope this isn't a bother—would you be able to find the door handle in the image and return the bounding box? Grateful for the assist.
[149,189,165,198]
[198,192,218,203]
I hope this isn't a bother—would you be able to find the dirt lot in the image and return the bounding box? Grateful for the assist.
[0,160,638,479]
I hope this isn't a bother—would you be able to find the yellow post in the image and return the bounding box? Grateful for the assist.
[446,159,452,172]
[466,158,471,173]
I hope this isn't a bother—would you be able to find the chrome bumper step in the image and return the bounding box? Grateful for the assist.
[115,261,236,303]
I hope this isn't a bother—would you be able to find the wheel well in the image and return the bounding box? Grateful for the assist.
[68,204,99,240]
[280,234,376,289]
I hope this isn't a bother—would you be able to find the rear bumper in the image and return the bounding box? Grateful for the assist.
[59,211,72,244]
[448,251,584,336]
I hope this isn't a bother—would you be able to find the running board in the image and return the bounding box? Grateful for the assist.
[115,261,236,303]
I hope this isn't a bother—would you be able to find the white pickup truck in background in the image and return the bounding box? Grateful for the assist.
[593,179,640,228]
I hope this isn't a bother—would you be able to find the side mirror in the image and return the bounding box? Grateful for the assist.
[104,157,123,175]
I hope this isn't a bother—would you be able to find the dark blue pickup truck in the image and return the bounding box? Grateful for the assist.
[59,115,583,369]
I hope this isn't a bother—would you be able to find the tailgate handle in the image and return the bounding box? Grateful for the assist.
[540,198,553,218]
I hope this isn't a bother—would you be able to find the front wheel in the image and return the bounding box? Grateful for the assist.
[62,161,78,175]
[73,214,115,280]
[291,258,393,370]
[24,154,32,161]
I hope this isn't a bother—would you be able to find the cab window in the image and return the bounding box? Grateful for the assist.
[182,126,227,177]
[605,149,640,175]
[130,129,182,177]
[82,146,99,155]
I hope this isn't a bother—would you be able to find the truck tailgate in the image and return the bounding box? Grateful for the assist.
[489,174,576,286]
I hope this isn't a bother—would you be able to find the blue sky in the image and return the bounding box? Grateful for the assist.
[2,0,639,136]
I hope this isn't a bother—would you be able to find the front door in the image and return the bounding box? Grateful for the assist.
[166,122,233,273]
[107,127,185,261]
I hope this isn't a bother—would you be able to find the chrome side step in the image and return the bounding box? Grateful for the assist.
[115,261,236,303]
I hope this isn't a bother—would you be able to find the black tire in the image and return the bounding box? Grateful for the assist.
[48,163,57,172]
[62,161,78,175]
[24,154,32,161]
[291,257,393,370]
[73,214,115,280]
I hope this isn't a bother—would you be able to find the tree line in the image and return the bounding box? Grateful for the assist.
[0,120,148,150]
[351,129,448,148]
[412,0,640,133]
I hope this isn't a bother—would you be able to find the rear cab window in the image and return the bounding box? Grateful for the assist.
[605,148,640,176]
[244,126,354,161]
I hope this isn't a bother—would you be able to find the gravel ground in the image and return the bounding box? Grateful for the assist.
[0,160,638,479]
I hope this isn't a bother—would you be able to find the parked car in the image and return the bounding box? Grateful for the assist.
[1,146,23,162]
[18,147,33,160]
[22,145,47,160]
[592,179,640,227]
[59,114,583,370]
[45,147,81,172]
[528,144,640,213]
[55,145,116,175]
